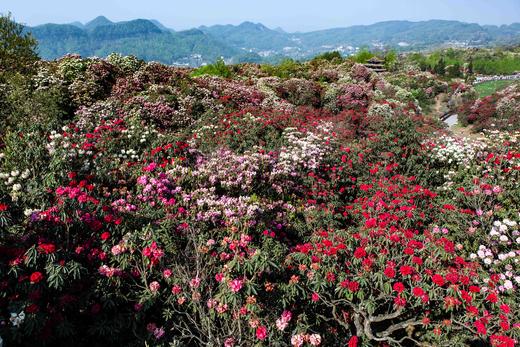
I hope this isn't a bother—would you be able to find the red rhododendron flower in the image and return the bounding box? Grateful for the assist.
[348,281,360,292]
[400,265,413,276]
[412,287,425,297]
[412,256,423,265]
[30,272,44,284]
[348,336,358,347]
[445,272,458,284]
[353,247,367,259]
[467,306,479,316]
[490,335,516,347]
[393,282,405,293]
[0,203,8,211]
[25,304,39,313]
[469,285,480,293]
[394,296,406,307]
[311,292,320,302]
[474,320,487,335]
[100,232,111,240]
[500,304,510,314]
[432,274,445,286]
[38,243,56,254]
[486,292,498,303]
[384,266,396,278]
[364,218,377,228]
[255,325,268,340]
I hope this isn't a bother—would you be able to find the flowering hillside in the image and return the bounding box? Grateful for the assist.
[0,53,519,347]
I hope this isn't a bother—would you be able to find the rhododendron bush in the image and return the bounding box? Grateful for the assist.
[0,55,518,346]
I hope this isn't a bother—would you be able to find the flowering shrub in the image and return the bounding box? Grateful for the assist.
[459,84,520,132]
[0,55,519,346]
[286,175,516,345]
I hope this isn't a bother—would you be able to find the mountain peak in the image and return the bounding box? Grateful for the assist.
[238,21,269,31]
[85,16,113,30]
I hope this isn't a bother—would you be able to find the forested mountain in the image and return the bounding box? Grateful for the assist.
[25,17,520,66]
[27,18,241,65]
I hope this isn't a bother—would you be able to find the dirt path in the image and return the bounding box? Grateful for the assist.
[432,93,448,119]
[430,93,484,140]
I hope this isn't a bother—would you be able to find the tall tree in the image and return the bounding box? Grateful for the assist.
[0,13,39,73]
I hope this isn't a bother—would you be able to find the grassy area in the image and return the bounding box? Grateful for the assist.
[474,80,519,98]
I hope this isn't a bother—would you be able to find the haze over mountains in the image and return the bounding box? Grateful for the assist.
[25,16,520,66]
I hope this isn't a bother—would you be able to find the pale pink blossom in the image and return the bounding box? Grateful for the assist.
[149,281,160,293]
[309,334,322,346]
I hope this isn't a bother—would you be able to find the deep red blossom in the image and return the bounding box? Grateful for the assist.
[394,296,406,307]
[25,304,39,313]
[412,287,425,297]
[364,218,377,228]
[486,292,498,303]
[467,306,479,316]
[469,285,480,293]
[353,247,367,259]
[445,272,458,284]
[490,335,516,347]
[474,320,487,335]
[30,272,44,284]
[500,304,511,314]
[431,274,445,286]
[384,266,396,278]
[399,265,414,276]
[348,336,358,347]
[393,282,405,293]
[38,243,56,254]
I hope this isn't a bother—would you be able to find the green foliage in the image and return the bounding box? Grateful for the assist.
[433,57,446,75]
[0,72,70,132]
[474,80,519,97]
[311,51,343,63]
[472,55,520,75]
[446,62,462,78]
[409,48,520,76]
[352,48,374,63]
[261,58,304,78]
[383,50,398,71]
[0,13,39,73]
[190,58,233,78]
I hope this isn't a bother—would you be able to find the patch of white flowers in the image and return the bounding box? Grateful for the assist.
[121,124,161,143]
[0,168,31,201]
[276,123,333,176]
[9,311,25,327]
[470,218,520,292]
[428,135,486,166]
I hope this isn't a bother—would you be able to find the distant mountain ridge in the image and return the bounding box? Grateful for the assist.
[25,17,520,66]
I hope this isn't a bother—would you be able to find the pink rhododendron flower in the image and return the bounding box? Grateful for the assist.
[255,325,268,340]
[228,278,243,293]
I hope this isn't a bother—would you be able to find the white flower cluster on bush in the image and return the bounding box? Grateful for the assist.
[9,311,25,327]
[0,168,31,201]
[428,135,486,166]
[470,218,520,292]
[276,123,333,176]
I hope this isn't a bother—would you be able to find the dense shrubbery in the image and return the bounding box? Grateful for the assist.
[459,84,520,132]
[0,26,518,346]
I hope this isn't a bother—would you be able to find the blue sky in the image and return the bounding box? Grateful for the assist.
[2,0,519,31]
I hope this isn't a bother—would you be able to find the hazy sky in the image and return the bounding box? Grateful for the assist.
[2,0,519,32]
